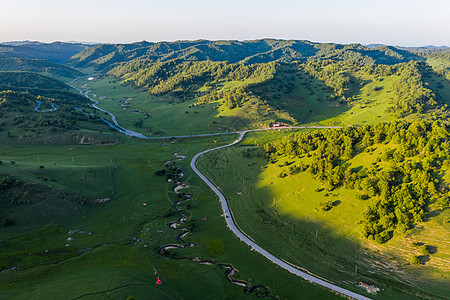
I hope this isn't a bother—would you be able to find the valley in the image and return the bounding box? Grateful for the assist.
[0,39,449,300]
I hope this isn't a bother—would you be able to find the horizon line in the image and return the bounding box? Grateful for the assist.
[1,38,449,48]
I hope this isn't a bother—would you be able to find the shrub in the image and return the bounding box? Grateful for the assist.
[154,169,166,176]
[2,217,13,227]
[410,255,420,265]
[418,245,429,256]
[319,201,333,211]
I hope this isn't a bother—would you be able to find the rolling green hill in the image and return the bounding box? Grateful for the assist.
[0,71,86,102]
[197,124,450,299]
[0,57,83,79]
[70,39,423,71]
[105,57,450,129]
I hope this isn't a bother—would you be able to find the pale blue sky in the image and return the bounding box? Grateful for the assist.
[1,0,449,46]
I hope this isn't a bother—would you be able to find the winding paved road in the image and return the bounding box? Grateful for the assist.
[191,131,372,300]
[70,78,370,299]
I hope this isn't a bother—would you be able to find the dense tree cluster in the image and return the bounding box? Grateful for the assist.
[0,72,86,103]
[14,114,78,130]
[0,57,83,78]
[389,62,438,116]
[70,39,422,70]
[0,71,69,90]
[302,60,351,98]
[0,90,40,108]
[264,121,450,243]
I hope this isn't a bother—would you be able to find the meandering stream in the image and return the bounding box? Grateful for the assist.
[34,100,58,112]
[158,151,277,299]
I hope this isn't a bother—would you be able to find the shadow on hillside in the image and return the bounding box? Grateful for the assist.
[250,66,351,125]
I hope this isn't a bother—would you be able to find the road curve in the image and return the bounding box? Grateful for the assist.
[190,131,372,300]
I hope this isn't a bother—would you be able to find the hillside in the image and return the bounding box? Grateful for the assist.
[105,57,450,129]
[0,57,83,79]
[69,39,423,70]
[197,123,450,298]
[0,71,87,102]
[0,41,92,63]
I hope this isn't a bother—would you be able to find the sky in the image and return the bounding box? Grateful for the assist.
[1,0,449,46]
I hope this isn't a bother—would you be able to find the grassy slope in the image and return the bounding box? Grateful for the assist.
[197,130,449,299]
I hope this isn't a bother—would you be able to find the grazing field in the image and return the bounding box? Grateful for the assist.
[1,127,340,299]
[197,130,450,299]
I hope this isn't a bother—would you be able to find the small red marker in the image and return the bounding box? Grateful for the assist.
[156,277,162,285]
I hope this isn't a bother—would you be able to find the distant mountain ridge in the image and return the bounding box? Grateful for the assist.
[0,41,93,63]
[0,40,99,46]
[69,39,424,70]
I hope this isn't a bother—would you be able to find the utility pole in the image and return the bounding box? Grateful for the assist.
[316,230,318,239]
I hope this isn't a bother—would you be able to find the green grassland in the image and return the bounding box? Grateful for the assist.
[2,41,449,300]
[70,76,293,136]
[197,130,449,299]
[1,124,339,299]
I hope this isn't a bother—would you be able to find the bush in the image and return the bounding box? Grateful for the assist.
[319,201,333,211]
[418,245,429,256]
[154,169,166,176]
[410,255,420,265]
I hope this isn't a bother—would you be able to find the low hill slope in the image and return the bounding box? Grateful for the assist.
[0,57,83,79]
[0,71,85,101]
